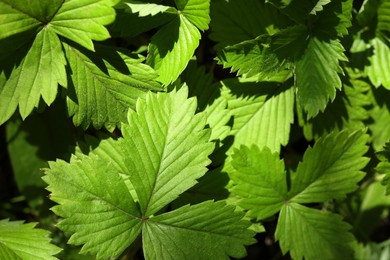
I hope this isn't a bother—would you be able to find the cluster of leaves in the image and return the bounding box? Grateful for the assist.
[1,0,390,259]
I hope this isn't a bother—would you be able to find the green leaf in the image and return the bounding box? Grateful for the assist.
[142,201,255,260]
[147,0,209,85]
[44,153,142,259]
[0,219,61,259]
[49,0,119,51]
[63,42,161,130]
[120,0,177,16]
[121,86,214,216]
[366,38,390,89]
[296,37,347,118]
[230,145,287,220]
[0,28,66,124]
[299,79,371,140]
[0,1,41,40]
[376,142,390,195]
[289,130,369,203]
[377,0,390,36]
[368,87,390,150]
[275,203,355,260]
[222,78,294,153]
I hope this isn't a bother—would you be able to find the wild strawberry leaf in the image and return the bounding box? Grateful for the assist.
[143,201,255,260]
[275,203,356,260]
[0,28,66,124]
[121,86,214,216]
[221,78,294,153]
[0,219,61,259]
[230,145,287,220]
[365,38,390,89]
[146,0,210,85]
[63,42,161,130]
[289,130,369,203]
[375,142,390,195]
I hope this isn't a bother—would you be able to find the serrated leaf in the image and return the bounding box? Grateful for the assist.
[230,145,287,220]
[289,130,369,203]
[210,0,289,48]
[376,142,390,195]
[179,0,210,30]
[0,28,66,124]
[0,219,61,259]
[296,37,347,118]
[222,78,294,153]
[366,38,390,89]
[142,201,255,260]
[368,87,390,150]
[120,0,177,16]
[299,79,371,140]
[377,0,390,35]
[49,0,119,51]
[63,42,161,130]
[44,154,142,259]
[146,0,209,85]
[121,86,214,216]
[275,203,355,260]
[0,1,41,40]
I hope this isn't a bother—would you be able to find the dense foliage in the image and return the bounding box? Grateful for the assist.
[1,0,390,259]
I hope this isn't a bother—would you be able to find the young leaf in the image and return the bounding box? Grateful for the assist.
[0,28,66,124]
[49,0,120,51]
[230,145,287,220]
[121,86,214,216]
[143,201,255,260]
[146,0,210,85]
[289,130,369,203]
[296,38,347,118]
[0,219,61,259]
[275,203,355,260]
[44,154,143,259]
[63,42,161,130]
[222,78,294,153]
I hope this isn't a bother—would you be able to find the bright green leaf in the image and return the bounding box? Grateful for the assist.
[296,37,347,118]
[376,142,390,195]
[0,219,61,259]
[222,78,294,153]
[120,0,177,16]
[377,0,390,36]
[230,145,287,220]
[275,203,355,260]
[143,201,255,260]
[63,42,161,130]
[0,1,41,40]
[180,0,210,30]
[146,0,208,86]
[44,153,142,259]
[121,86,214,216]
[0,28,66,124]
[49,0,119,51]
[289,130,369,203]
[366,38,390,89]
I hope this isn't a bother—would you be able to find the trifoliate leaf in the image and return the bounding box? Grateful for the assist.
[0,219,61,259]
[275,203,355,260]
[146,0,210,85]
[49,0,120,51]
[121,86,214,216]
[0,28,66,124]
[289,130,369,203]
[142,201,255,260]
[222,78,294,153]
[120,0,177,16]
[210,0,289,48]
[44,154,142,259]
[230,145,287,220]
[63,42,161,130]
[366,38,390,89]
[296,37,347,118]
[375,142,390,195]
